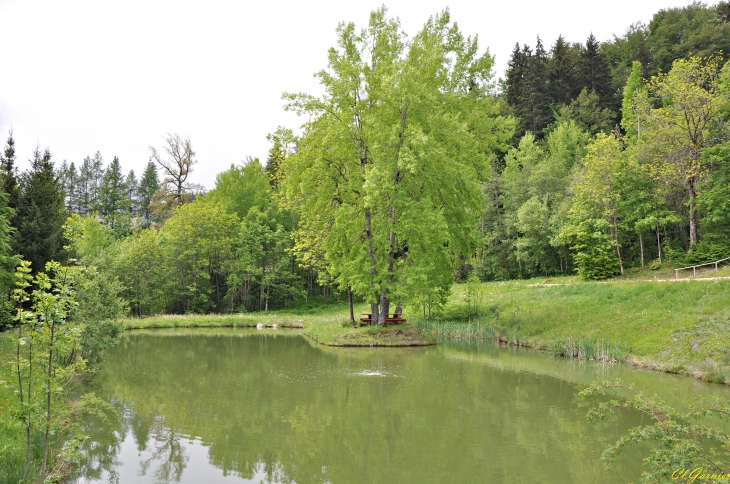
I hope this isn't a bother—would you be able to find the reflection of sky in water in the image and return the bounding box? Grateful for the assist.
[81,427,292,484]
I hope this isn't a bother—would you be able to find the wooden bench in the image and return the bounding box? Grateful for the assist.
[360,313,407,324]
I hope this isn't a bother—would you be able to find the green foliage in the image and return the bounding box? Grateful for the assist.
[227,206,303,312]
[281,8,512,323]
[555,88,615,135]
[205,158,270,220]
[621,61,648,140]
[562,219,621,280]
[682,235,730,266]
[158,199,238,313]
[110,228,164,317]
[13,147,67,273]
[65,214,114,263]
[582,380,730,483]
[138,161,159,228]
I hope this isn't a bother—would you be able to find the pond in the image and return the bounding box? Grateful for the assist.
[73,329,730,483]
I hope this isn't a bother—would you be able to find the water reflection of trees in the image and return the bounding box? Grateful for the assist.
[138,418,189,482]
[77,333,646,483]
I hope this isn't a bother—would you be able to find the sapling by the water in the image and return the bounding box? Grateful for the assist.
[582,379,730,483]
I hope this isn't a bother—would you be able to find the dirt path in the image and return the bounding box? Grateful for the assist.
[528,276,730,287]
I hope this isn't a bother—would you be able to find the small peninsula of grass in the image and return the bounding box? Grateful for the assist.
[119,301,435,347]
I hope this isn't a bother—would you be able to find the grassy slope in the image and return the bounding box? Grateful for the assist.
[428,276,730,382]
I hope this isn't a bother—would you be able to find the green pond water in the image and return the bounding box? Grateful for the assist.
[73,329,730,484]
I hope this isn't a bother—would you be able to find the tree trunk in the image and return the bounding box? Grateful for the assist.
[378,288,390,327]
[613,213,624,275]
[348,286,354,323]
[41,323,55,479]
[639,231,644,268]
[364,207,380,325]
[687,176,699,246]
[656,225,662,262]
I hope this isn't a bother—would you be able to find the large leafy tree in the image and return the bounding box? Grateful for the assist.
[13,147,67,272]
[281,8,512,324]
[641,56,730,246]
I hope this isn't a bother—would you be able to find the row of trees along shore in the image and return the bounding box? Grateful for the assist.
[0,2,728,328]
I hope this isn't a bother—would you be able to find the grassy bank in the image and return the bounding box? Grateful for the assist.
[119,302,435,347]
[420,277,730,383]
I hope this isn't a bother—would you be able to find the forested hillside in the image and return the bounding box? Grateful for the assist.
[0,2,728,325]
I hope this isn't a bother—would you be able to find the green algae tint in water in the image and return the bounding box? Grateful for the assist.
[73,330,729,484]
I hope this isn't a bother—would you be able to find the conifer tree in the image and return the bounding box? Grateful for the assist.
[0,130,20,215]
[505,43,527,112]
[98,156,129,227]
[547,35,580,105]
[579,34,615,111]
[126,169,139,215]
[138,161,159,227]
[521,37,551,136]
[59,160,79,213]
[13,146,67,272]
[76,152,104,215]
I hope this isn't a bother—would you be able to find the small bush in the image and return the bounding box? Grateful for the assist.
[648,258,662,270]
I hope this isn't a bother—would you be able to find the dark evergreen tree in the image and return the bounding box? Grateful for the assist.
[0,130,20,215]
[505,43,528,112]
[98,156,128,226]
[578,34,614,111]
[547,35,580,105]
[520,37,552,136]
[76,152,104,215]
[138,161,159,227]
[13,146,67,273]
[126,169,139,215]
[59,160,79,213]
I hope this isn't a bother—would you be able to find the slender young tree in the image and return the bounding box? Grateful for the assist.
[126,169,139,215]
[97,156,129,228]
[138,161,159,227]
[0,130,20,215]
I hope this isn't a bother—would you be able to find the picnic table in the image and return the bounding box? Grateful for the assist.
[360,313,407,324]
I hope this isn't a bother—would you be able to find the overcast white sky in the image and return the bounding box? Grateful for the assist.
[0,0,705,189]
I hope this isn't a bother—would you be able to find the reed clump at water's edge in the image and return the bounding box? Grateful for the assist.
[416,319,628,363]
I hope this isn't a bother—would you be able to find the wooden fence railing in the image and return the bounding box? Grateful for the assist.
[675,256,730,278]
